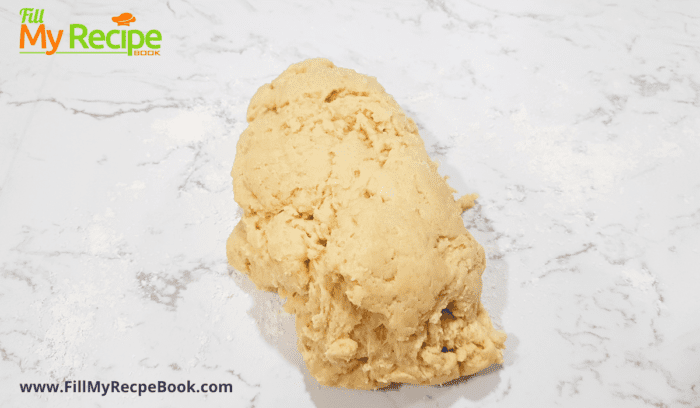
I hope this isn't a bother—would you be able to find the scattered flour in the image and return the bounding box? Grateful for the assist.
[151,106,224,145]
[621,269,657,292]
[511,107,638,202]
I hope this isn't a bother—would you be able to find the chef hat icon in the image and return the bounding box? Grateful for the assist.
[112,13,136,26]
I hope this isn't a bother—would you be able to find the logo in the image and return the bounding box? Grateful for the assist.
[19,8,162,56]
[112,13,135,26]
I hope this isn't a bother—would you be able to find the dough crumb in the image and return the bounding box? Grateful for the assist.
[227,58,506,390]
[457,193,479,212]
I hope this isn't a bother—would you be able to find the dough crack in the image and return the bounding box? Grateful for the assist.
[324,88,344,103]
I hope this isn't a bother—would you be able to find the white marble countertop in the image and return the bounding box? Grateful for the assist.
[1,1,699,407]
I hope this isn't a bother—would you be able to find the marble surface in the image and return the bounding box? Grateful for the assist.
[1,0,699,407]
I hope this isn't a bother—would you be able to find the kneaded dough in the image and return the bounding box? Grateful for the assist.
[227,58,506,389]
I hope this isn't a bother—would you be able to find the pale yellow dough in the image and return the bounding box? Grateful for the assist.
[227,58,506,389]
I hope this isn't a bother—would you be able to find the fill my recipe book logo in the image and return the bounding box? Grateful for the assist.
[19,8,162,55]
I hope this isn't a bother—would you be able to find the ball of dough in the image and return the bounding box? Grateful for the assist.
[227,58,506,389]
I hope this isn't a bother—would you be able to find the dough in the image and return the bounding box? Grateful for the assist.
[227,58,506,389]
